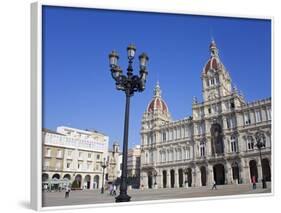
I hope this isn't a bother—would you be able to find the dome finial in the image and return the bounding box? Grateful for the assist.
[154,81,161,97]
[209,39,219,57]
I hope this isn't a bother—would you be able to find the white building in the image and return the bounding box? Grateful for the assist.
[42,126,109,190]
[140,41,271,189]
[127,145,141,188]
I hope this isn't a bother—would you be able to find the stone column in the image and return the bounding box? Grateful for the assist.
[90,175,93,190]
[175,169,179,188]
[207,164,214,186]
[141,171,148,189]
[157,174,162,188]
[240,159,250,184]
[257,160,263,183]
[192,167,196,187]
[225,162,233,184]
[167,171,171,188]
[223,117,228,129]
[206,139,212,157]
[195,166,201,187]
[238,135,245,152]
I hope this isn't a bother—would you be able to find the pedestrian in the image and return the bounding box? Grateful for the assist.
[44,184,48,192]
[252,176,256,190]
[211,180,217,190]
[109,184,113,196]
[65,185,70,198]
[112,184,117,196]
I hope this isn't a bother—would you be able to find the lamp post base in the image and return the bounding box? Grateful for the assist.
[101,187,104,194]
[115,193,131,202]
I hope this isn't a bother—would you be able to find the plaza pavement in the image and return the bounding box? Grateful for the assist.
[42,183,271,207]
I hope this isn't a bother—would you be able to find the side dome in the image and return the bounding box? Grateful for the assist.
[147,97,168,113]
[146,82,169,115]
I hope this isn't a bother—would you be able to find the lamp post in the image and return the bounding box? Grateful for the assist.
[255,132,267,189]
[108,44,149,202]
[101,158,107,194]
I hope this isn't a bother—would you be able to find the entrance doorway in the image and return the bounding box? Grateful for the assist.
[178,169,183,187]
[262,158,271,181]
[213,164,225,185]
[170,170,175,188]
[84,175,91,189]
[232,162,240,183]
[187,168,192,187]
[93,175,99,189]
[249,160,258,182]
[163,170,167,188]
[200,166,207,186]
[148,172,153,189]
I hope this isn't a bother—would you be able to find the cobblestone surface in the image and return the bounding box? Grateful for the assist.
[42,183,271,207]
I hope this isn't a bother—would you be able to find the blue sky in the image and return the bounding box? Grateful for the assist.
[42,6,271,149]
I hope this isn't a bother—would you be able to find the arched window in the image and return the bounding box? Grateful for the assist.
[230,135,238,152]
[167,150,170,162]
[149,151,153,163]
[162,131,166,142]
[200,141,206,157]
[145,152,148,164]
[178,148,182,160]
[247,136,254,150]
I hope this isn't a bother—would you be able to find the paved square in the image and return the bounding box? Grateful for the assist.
[42,183,271,207]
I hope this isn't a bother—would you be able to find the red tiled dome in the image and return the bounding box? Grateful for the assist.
[203,40,222,74]
[146,82,169,115]
[147,97,168,113]
[204,57,221,74]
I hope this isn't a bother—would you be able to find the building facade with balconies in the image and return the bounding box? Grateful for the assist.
[42,126,109,190]
[140,41,271,189]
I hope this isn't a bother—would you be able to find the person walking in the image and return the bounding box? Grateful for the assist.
[109,184,113,196]
[211,180,217,190]
[112,184,117,196]
[252,176,256,190]
[65,185,70,198]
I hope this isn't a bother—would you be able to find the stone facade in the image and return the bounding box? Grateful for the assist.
[127,145,141,188]
[140,41,271,189]
[42,126,109,190]
[106,143,122,183]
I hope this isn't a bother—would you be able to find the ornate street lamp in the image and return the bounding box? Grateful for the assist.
[255,132,267,189]
[108,44,149,202]
[101,158,108,194]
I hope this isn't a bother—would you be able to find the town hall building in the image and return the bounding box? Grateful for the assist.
[140,40,271,189]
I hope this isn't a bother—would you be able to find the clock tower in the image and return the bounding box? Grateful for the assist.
[201,40,232,101]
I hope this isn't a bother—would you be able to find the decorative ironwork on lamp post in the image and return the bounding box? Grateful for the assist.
[108,44,149,202]
[255,132,267,189]
[101,157,108,194]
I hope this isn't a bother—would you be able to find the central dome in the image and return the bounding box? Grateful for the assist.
[203,40,224,74]
[146,82,169,115]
